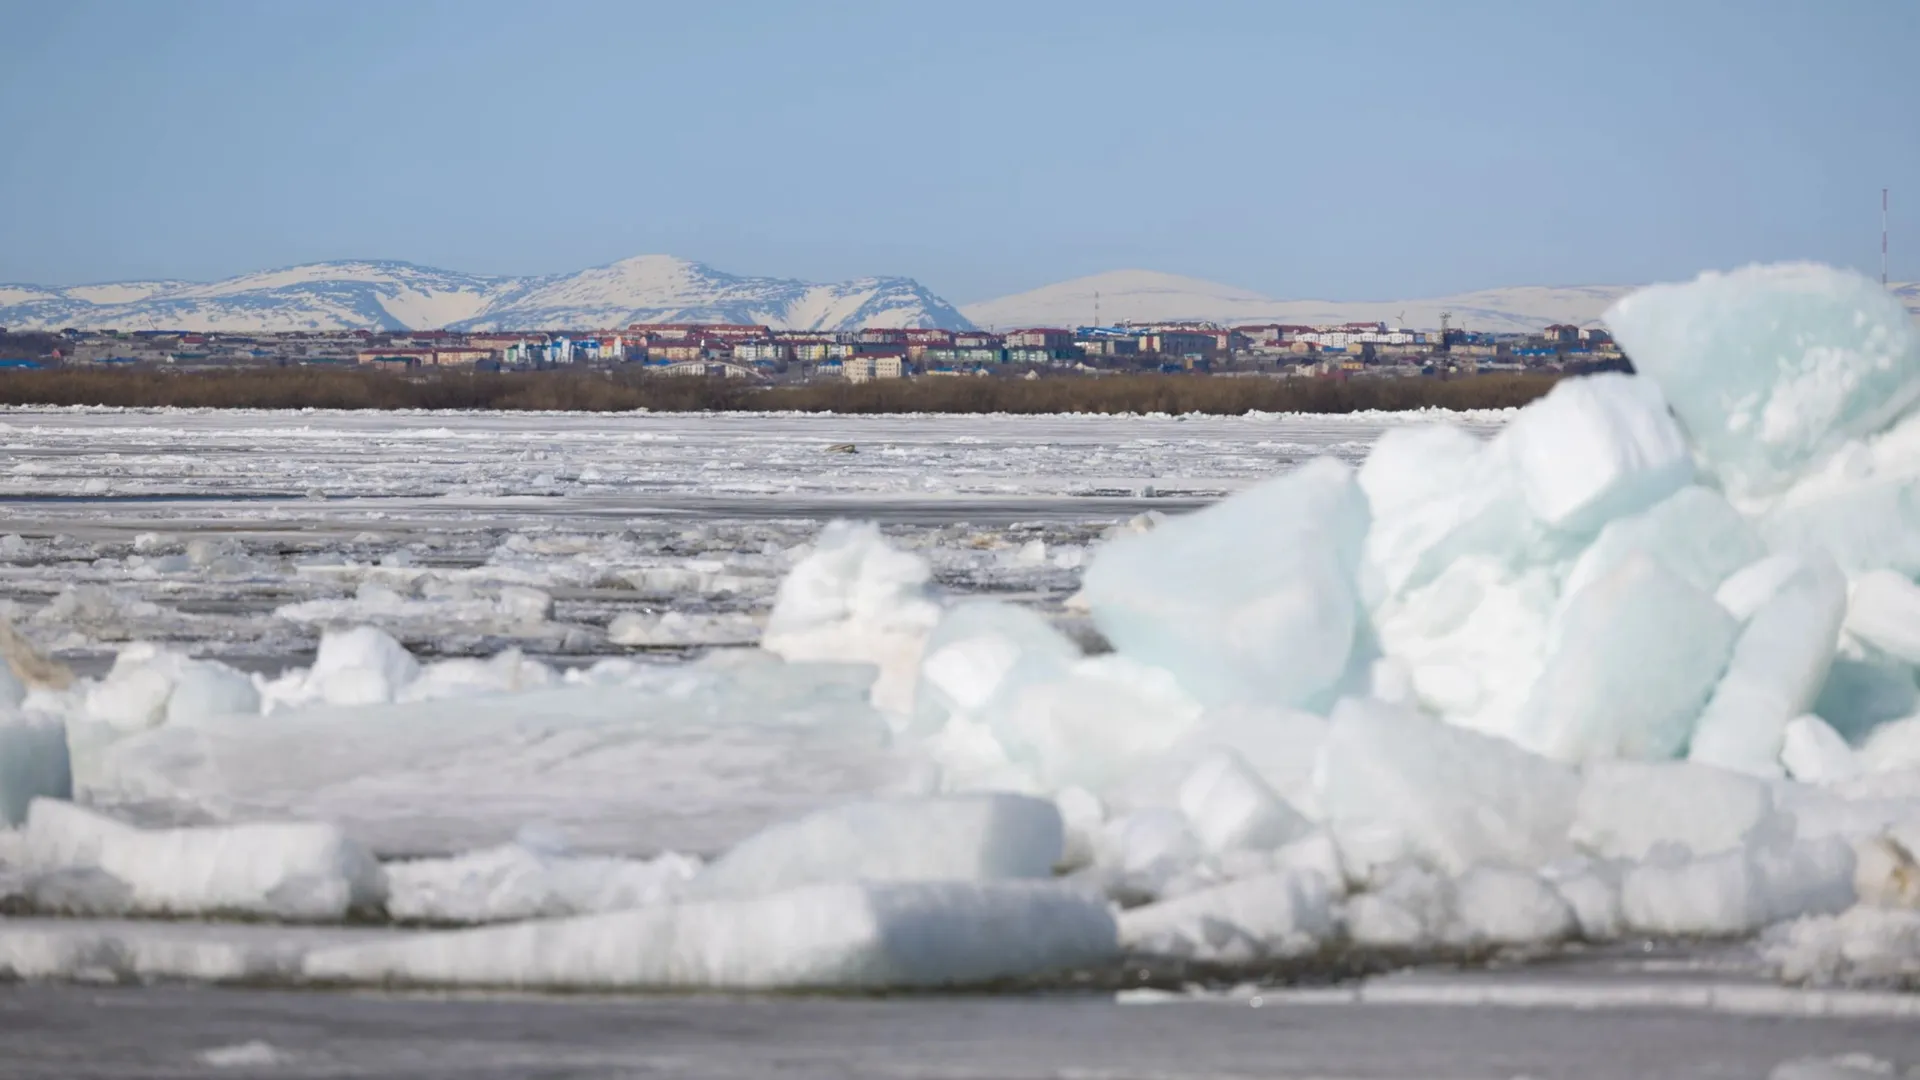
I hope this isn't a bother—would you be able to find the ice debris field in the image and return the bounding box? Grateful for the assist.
[3,262,1920,998]
[0,408,1496,672]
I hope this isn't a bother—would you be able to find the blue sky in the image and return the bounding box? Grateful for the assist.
[2,0,1916,302]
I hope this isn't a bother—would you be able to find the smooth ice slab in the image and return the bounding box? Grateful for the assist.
[1519,554,1738,762]
[21,800,384,921]
[1559,485,1767,603]
[90,654,900,857]
[688,794,1064,899]
[302,880,1119,991]
[1316,698,1579,875]
[1080,457,1369,709]
[1497,372,1694,535]
[1689,555,1847,777]
[1604,263,1920,498]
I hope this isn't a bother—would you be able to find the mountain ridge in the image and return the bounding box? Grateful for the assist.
[0,256,972,333]
[9,259,1915,336]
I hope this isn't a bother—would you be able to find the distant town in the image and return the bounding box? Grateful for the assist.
[0,318,1628,382]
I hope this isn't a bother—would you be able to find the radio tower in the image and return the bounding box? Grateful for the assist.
[1884,188,1891,287]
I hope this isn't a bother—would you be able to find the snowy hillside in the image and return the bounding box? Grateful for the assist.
[964,269,1920,333]
[455,255,969,332]
[0,256,971,333]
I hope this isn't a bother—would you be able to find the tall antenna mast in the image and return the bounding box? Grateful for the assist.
[1884,188,1890,287]
[1094,290,1100,328]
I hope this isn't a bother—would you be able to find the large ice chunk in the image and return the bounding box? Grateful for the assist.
[1781,715,1860,785]
[1451,865,1578,947]
[1118,869,1335,962]
[164,660,262,726]
[21,800,384,921]
[688,794,1063,899]
[911,600,1080,737]
[82,649,180,731]
[1316,698,1579,874]
[762,521,942,715]
[94,655,900,859]
[1845,570,1920,665]
[1089,807,1201,900]
[269,625,423,710]
[962,654,1204,794]
[1760,412,1920,576]
[1570,761,1776,861]
[302,880,1118,991]
[1176,749,1312,855]
[0,714,71,827]
[1370,557,1555,742]
[1689,555,1847,777]
[1518,554,1738,762]
[1080,457,1368,708]
[1359,424,1544,602]
[1604,263,1920,498]
[1341,862,1461,949]
[1496,372,1694,535]
[1559,485,1767,603]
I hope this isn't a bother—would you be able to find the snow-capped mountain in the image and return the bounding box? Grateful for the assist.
[0,256,972,333]
[962,269,1920,333]
[457,255,969,332]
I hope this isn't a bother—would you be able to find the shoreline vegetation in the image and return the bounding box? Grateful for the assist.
[0,368,1558,415]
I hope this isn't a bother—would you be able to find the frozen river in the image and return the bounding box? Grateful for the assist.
[0,407,1507,670]
[4,406,1917,1076]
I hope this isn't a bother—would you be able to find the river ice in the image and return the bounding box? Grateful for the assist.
[5,267,1920,1070]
